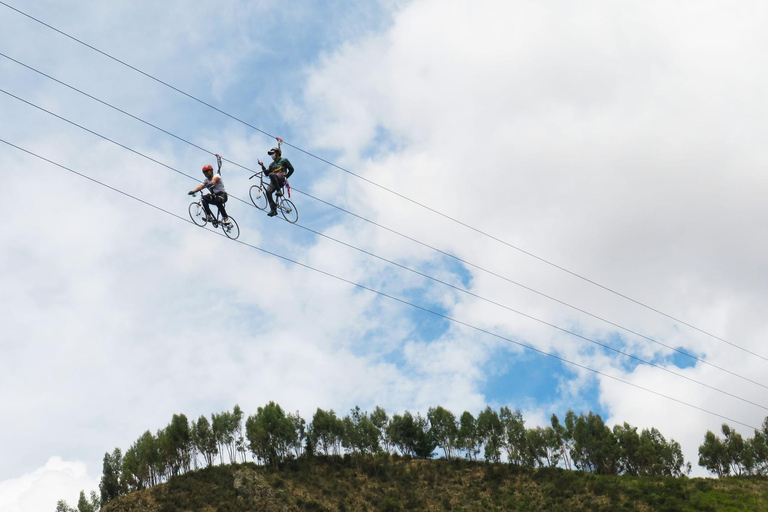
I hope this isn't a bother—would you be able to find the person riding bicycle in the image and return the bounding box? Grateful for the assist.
[258,146,294,217]
[188,164,231,224]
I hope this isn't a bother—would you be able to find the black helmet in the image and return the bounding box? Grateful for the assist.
[267,147,281,156]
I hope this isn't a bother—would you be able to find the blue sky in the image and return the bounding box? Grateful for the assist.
[3,1,768,509]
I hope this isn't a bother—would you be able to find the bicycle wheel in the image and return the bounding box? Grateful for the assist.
[280,199,298,224]
[222,216,240,240]
[249,185,268,210]
[189,201,207,226]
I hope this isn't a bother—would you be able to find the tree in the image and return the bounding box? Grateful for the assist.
[122,442,148,492]
[551,414,572,470]
[477,407,504,463]
[288,411,307,458]
[245,401,296,466]
[342,406,381,456]
[192,415,218,468]
[371,406,391,454]
[233,405,248,463]
[76,490,100,512]
[698,430,729,477]
[212,411,234,464]
[568,412,619,475]
[428,406,458,459]
[752,417,768,475]
[499,407,526,465]
[457,411,480,461]
[99,448,124,504]
[165,414,192,475]
[56,500,75,512]
[55,493,99,512]
[310,408,345,456]
[388,411,436,458]
[722,424,754,476]
[613,422,641,475]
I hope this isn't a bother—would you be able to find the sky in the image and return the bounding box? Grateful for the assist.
[2,0,768,509]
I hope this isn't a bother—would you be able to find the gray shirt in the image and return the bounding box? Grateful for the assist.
[203,175,226,194]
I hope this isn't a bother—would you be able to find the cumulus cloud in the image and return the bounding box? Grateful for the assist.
[4,0,768,490]
[294,0,768,475]
[0,458,99,512]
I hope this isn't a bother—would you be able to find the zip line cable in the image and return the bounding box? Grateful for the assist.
[2,135,762,431]
[2,0,764,363]
[5,91,768,414]
[4,85,768,402]
[0,62,764,391]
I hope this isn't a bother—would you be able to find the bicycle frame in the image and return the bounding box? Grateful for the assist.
[189,192,240,239]
[249,172,298,223]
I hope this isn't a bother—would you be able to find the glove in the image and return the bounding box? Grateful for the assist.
[188,191,195,195]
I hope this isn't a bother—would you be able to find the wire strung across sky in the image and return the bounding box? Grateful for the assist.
[3,86,768,416]
[1,56,765,393]
[2,0,765,364]
[2,135,762,431]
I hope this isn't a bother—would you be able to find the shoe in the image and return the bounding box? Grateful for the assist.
[267,210,278,217]
[204,215,214,222]
[276,190,284,197]
[222,217,232,225]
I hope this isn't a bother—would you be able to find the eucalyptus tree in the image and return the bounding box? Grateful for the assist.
[699,429,730,477]
[371,406,391,454]
[166,414,192,474]
[343,406,381,456]
[388,411,436,458]
[288,411,307,458]
[499,407,526,465]
[192,415,218,467]
[457,411,480,461]
[550,414,572,470]
[477,407,504,463]
[567,412,619,475]
[428,406,459,459]
[99,448,125,504]
[752,418,768,475]
[311,408,345,456]
[246,401,296,466]
[613,422,641,475]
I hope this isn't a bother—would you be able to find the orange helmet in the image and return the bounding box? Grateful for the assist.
[202,164,214,173]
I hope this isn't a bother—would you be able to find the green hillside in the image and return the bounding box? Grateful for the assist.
[102,457,768,512]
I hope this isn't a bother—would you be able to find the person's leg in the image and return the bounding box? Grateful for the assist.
[212,194,229,219]
[201,194,214,219]
[266,182,277,213]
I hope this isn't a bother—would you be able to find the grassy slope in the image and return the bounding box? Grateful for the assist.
[102,457,768,512]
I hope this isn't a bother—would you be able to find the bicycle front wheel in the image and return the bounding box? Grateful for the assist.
[189,202,207,226]
[249,185,268,211]
[280,199,298,224]
[222,216,240,240]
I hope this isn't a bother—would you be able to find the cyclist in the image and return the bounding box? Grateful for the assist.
[258,146,294,217]
[188,164,231,224]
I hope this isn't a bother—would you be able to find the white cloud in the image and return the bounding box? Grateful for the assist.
[4,0,768,490]
[295,0,768,473]
[0,457,99,512]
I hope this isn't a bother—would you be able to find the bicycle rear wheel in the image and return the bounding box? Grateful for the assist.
[249,185,268,211]
[222,216,240,240]
[189,202,207,226]
[280,199,298,224]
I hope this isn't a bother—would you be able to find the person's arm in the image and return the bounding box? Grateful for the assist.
[188,182,205,195]
[211,175,221,186]
[284,159,295,178]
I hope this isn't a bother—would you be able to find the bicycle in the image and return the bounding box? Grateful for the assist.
[188,192,241,239]
[248,171,299,223]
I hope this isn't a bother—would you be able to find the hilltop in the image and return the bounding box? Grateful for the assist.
[102,457,768,512]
